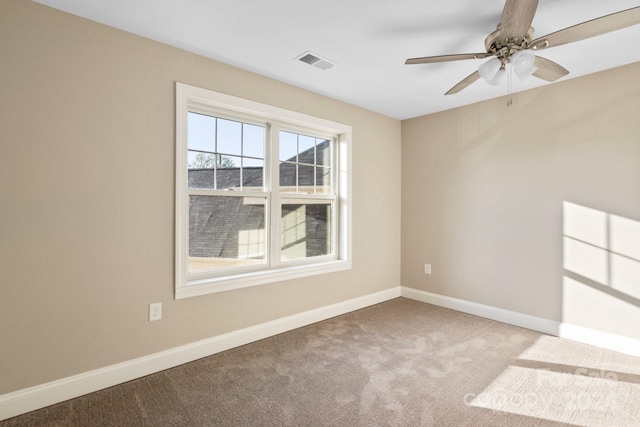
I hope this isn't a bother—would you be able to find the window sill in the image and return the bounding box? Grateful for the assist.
[175,260,352,299]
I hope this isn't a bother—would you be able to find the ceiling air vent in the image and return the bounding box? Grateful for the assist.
[296,52,335,70]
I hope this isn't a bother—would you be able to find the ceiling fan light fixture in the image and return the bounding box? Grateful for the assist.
[515,65,537,80]
[478,57,502,81]
[488,68,506,86]
[510,50,537,79]
[405,3,640,95]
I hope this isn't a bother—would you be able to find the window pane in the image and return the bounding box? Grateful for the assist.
[279,162,297,192]
[316,166,331,194]
[188,151,215,169]
[279,131,297,162]
[189,195,266,273]
[217,118,242,156]
[298,135,315,161]
[298,164,314,193]
[216,156,241,189]
[243,157,263,167]
[243,123,264,159]
[188,151,215,189]
[243,160,263,189]
[188,112,215,152]
[278,131,333,194]
[316,139,331,166]
[281,202,332,261]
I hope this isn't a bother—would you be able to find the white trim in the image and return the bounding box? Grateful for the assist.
[0,287,400,421]
[558,323,640,358]
[181,84,351,135]
[177,260,352,299]
[5,287,638,421]
[401,286,640,358]
[175,82,352,297]
[401,287,559,335]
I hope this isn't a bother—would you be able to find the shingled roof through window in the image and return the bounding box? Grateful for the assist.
[187,140,331,259]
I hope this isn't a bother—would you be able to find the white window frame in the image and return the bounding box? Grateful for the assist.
[175,83,352,299]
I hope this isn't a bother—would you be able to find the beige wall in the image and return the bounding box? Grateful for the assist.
[0,0,401,394]
[3,0,638,400]
[402,61,640,340]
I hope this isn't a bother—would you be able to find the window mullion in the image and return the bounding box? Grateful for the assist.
[332,136,339,258]
[213,118,218,190]
[268,122,282,268]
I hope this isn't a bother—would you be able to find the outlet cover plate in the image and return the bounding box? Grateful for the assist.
[149,302,162,321]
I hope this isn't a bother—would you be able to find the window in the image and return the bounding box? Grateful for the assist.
[175,83,351,298]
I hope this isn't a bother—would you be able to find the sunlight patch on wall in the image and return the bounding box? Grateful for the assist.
[563,203,608,247]
[563,202,608,284]
[563,202,640,294]
[562,202,640,339]
[563,276,640,338]
[563,237,608,285]
[610,214,640,299]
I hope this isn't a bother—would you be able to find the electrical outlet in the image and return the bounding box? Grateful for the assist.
[424,264,432,275]
[149,302,162,321]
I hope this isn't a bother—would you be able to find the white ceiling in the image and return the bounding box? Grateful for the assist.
[34,0,640,120]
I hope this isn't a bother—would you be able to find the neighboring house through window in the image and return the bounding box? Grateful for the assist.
[175,83,352,298]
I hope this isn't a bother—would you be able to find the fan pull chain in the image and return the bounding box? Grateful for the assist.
[507,63,513,107]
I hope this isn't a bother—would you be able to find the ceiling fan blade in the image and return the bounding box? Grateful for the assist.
[405,53,492,65]
[500,0,539,42]
[532,56,569,82]
[445,71,481,95]
[530,6,640,50]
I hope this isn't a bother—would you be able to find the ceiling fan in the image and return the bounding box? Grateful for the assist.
[406,0,640,95]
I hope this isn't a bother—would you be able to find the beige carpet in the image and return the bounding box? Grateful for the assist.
[2,298,639,426]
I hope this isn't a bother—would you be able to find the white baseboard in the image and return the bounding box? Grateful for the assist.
[401,286,560,335]
[558,323,640,358]
[0,287,401,421]
[5,286,637,421]
[401,286,640,358]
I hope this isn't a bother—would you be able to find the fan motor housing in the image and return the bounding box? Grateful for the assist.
[485,27,535,59]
